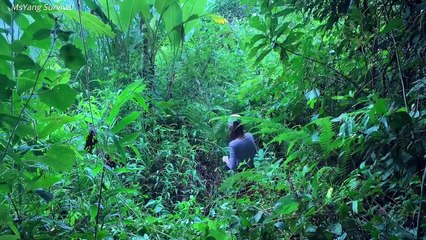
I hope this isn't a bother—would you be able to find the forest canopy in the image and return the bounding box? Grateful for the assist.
[0,0,425,239]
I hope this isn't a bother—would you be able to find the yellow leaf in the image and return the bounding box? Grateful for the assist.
[211,14,227,24]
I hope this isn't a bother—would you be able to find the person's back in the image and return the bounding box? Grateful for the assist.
[228,132,256,171]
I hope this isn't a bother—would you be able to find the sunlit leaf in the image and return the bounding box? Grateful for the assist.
[182,0,207,34]
[162,1,183,48]
[63,10,115,38]
[119,0,150,32]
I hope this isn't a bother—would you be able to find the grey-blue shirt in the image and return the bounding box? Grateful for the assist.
[227,133,256,170]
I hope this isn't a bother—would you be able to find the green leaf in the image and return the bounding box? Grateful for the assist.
[274,195,299,215]
[381,18,403,34]
[374,98,387,116]
[0,183,11,193]
[182,0,207,35]
[14,54,35,70]
[249,16,267,32]
[119,0,150,32]
[17,76,35,94]
[33,29,51,40]
[63,10,115,38]
[250,34,266,45]
[112,111,141,134]
[0,34,11,57]
[154,0,174,15]
[253,49,271,67]
[59,44,85,70]
[27,175,62,191]
[163,1,183,48]
[38,145,76,171]
[207,229,227,240]
[39,116,76,138]
[39,84,77,112]
[133,94,149,112]
[106,82,146,125]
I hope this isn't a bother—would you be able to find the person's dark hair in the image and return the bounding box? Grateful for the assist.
[229,120,244,142]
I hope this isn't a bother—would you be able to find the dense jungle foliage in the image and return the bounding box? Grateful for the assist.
[0,0,425,239]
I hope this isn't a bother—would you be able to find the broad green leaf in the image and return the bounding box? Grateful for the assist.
[27,175,62,191]
[374,98,387,116]
[63,10,115,38]
[112,111,141,133]
[274,195,299,215]
[59,44,85,70]
[33,29,51,40]
[182,0,207,34]
[19,15,54,49]
[14,54,35,70]
[39,84,77,112]
[154,0,174,15]
[207,229,227,240]
[38,145,76,171]
[17,76,35,94]
[0,183,11,193]
[38,116,76,138]
[249,16,267,32]
[381,18,403,34]
[119,0,150,33]
[163,1,183,48]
